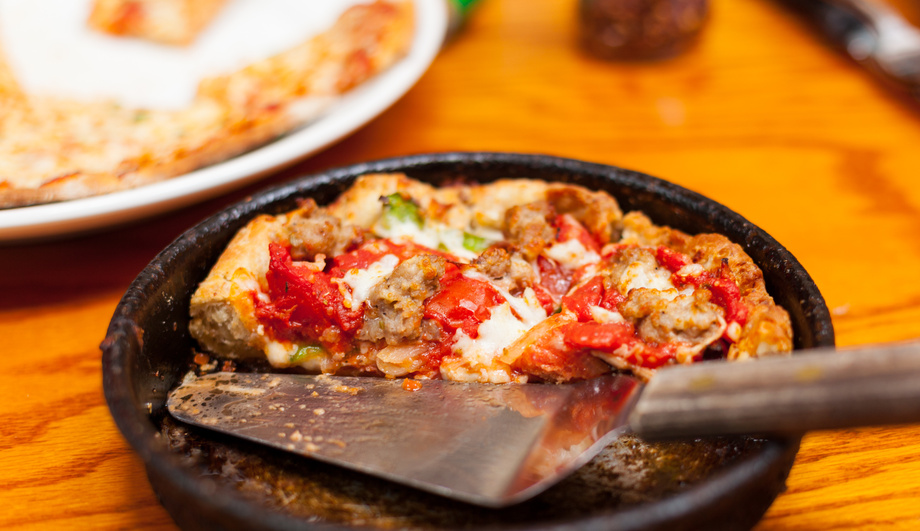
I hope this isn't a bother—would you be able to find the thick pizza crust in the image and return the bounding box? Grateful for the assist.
[0,1,414,208]
[189,212,289,359]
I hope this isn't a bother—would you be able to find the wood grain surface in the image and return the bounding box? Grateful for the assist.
[3,0,920,529]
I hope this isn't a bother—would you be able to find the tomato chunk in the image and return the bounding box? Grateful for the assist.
[256,243,363,351]
[424,270,505,338]
[655,245,691,273]
[561,276,623,321]
[705,263,749,325]
[554,214,601,253]
[563,321,676,369]
[563,321,636,350]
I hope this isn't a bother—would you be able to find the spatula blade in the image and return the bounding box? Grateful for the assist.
[167,372,641,507]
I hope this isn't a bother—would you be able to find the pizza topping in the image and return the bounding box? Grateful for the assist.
[357,254,446,345]
[505,313,612,383]
[255,243,363,353]
[445,301,532,383]
[504,201,556,261]
[545,183,624,243]
[337,253,400,309]
[565,321,677,370]
[190,175,793,383]
[461,232,491,254]
[472,246,537,296]
[656,245,749,327]
[289,344,326,365]
[286,200,365,261]
[424,269,506,339]
[88,0,229,46]
[621,288,726,364]
[372,193,498,261]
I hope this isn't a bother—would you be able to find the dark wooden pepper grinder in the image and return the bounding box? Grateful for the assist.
[579,0,710,60]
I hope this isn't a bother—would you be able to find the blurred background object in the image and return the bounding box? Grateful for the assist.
[774,0,920,102]
[446,0,480,37]
[579,0,709,60]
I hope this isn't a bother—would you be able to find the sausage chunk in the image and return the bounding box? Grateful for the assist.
[547,184,623,244]
[358,254,446,345]
[620,288,725,349]
[503,201,555,260]
[286,199,364,261]
[471,245,535,294]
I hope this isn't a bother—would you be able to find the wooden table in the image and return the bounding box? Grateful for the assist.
[4,0,920,528]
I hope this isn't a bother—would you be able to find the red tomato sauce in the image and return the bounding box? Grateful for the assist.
[418,340,454,377]
[255,239,460,355]
[515,320,611,381]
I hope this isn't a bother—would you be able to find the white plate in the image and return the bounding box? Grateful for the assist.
[0,0,447,242]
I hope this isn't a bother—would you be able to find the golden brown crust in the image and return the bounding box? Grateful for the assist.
[0,1,414,209]
[189,213,289,359]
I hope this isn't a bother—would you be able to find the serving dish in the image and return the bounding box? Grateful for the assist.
[0,0,447,242]
[102,152,835,530]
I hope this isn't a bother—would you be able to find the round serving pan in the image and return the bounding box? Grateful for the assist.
[102,152,835,531]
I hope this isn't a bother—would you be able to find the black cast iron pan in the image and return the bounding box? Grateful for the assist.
[102,152,834,531]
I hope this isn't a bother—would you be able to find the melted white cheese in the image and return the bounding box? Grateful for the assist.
[544,239,601,269]
[373,217,440,249]
[448,302,529,378]
[461,270,548,328]
[439,273,549,384]
[371,215,498,262]
[337,254,399,308]
[620,260,677,293]
[590,305,625,324]
[265,340,297,367]
[434,227,478,261]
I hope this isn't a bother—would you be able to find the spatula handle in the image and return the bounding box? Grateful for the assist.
[629,342,920,440]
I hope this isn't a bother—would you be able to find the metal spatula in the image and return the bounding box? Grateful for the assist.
[167,342,920,507]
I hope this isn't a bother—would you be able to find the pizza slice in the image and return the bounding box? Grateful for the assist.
[189,174,793,383]
[0,1,414,208]
[87,0,229,46]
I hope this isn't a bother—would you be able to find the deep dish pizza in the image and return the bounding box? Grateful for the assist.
[189,174,792,382]
[0,1,413,208]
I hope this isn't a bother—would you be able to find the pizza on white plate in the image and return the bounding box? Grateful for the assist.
[0,1,414,208]
[189,174,793,383]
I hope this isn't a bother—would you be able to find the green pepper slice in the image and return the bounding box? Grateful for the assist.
[290,344,325,364]
[381,193,423,227]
